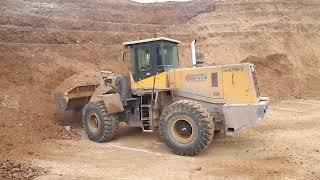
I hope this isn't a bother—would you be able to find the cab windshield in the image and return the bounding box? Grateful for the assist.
[132,41,179,81]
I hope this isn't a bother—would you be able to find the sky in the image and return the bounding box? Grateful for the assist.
[131,0,191,3]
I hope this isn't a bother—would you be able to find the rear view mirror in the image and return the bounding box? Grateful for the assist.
[196,52,205,64]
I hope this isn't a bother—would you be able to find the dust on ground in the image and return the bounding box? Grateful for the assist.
[34,99,320,179]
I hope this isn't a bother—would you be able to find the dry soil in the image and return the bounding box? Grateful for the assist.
[0,0,320,179]
[34,100,320,179]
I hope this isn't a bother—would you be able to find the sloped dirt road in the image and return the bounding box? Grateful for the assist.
[34,99,320,180]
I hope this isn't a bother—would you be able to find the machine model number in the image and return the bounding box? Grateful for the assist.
[224,67,244,72]
[186,74,207,81]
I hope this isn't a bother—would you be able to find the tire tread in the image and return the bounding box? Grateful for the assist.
[159,100,214,156]
[82,101,119,143]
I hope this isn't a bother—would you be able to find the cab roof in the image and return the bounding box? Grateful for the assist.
[123,37,181,46]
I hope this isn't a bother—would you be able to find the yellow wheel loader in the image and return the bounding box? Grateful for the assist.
[53,37,269,156]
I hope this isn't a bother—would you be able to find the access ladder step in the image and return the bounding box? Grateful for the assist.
[141,104,152,108]
[142,129,153,133]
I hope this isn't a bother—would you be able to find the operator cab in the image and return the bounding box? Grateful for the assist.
[123,37,181,81]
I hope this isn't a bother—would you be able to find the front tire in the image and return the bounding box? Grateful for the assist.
[159,100,214,156]
[82,101,119,142]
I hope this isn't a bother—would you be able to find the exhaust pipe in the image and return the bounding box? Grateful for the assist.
[191,39,196,67]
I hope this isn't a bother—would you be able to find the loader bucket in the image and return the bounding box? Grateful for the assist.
[53,72,100,111]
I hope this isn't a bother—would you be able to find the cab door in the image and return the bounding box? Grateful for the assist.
[133,45,154,82]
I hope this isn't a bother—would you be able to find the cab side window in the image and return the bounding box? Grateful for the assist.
[162,45,178,68]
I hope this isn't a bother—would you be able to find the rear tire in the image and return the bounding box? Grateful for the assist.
[82,101,119,142]
[159,100,214,156]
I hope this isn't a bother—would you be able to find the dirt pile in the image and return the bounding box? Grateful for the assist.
[0,107,81,162]
[0,160,44,180]
[53,71,100,94]
[242,54,320,101]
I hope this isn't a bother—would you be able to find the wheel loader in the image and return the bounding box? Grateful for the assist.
[53,37,269,156]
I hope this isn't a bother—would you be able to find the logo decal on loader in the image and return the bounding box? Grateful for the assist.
[186,74,207,81]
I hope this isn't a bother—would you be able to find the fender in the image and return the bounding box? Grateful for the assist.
[93,93,124,113]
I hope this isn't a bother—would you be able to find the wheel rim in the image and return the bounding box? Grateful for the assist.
[88,113,100,133]
[171,115,195,143]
